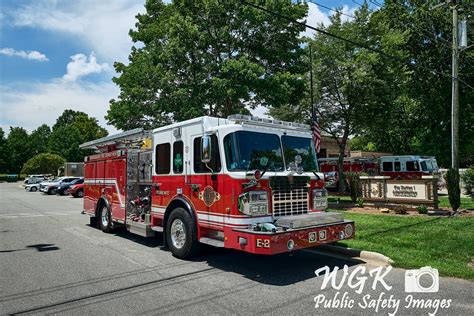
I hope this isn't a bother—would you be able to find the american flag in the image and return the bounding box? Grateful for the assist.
[311,110,321,154]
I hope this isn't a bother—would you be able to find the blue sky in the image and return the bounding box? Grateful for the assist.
[0,0,377,135]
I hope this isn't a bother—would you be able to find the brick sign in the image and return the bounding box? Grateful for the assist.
[360,176,438,208]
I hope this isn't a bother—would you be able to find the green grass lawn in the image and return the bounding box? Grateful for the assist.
[438,196,474,210]
[329,195,474,210]
[336,212,474,280]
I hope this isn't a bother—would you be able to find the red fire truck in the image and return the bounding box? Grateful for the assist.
[319,156,439,189]
[80,115,355,259]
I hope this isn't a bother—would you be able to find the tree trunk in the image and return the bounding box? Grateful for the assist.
[337,143,346,193]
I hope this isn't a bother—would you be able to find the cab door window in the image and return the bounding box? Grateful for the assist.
[173,141,184,174]
[382,161,393,172]
[193,135,221,173]
[406,161,419,171]
[155,143,171,174]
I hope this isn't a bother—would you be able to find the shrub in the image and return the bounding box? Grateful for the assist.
[445,168,461,211]
[461,166,474,196]
[21,153,65,175]
[347,172,364,203]
[417,205,428,214]
[356,197,364,207]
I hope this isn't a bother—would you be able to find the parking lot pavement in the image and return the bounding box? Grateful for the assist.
[1,182,473,315]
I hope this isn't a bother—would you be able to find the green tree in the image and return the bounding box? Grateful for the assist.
[107,0,308,130]
[21,153,65,175]
[48,125,84,162]
[0,128,7,173]
[48,110,109,162]
[29,124,51,156]
[360,0,473,167]
[272,4,407,192]
[6,127,32,174]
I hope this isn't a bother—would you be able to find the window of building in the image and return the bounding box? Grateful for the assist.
[155,143,171,174]
[194,135,221,173]
[383,161,393,172]
[406,161,419,171]
[394,161,401,171]
[173,141,184,174]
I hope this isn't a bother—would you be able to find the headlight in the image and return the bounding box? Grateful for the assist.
[238,191,269,216]
[312,188,328,210]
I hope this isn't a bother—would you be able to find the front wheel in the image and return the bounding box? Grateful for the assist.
[30,187,37,192]
[100,204,113,233]
[166,208,200,259]
[48,188,57,195]
[76,190,84,198]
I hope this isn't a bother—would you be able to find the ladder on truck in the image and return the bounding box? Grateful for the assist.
[79,128,152,151]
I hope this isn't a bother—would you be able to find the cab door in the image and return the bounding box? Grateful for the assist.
[189,134,225,229]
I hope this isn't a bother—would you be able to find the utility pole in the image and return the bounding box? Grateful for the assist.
[431,0,461,171]
[451,0,459,171]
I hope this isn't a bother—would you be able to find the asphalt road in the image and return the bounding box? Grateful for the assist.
[1,182,473,315]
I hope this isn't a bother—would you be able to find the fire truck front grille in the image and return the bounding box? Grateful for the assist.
[270,176,310,217]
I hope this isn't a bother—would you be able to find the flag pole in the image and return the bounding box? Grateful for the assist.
[309,44,315,122]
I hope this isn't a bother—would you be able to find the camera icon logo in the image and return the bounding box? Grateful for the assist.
[405,266,439,293]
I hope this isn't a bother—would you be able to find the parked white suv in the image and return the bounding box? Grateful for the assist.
[24,175,47,184]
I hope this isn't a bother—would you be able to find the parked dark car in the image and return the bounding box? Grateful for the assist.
[56,178,84,195]
[39,177,81,195]
[68,183,85,198]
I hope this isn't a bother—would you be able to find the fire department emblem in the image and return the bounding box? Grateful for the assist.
[198,186,221,207]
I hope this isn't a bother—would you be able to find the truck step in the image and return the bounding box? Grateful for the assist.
[199,237,224,248]
[126,221,155,237]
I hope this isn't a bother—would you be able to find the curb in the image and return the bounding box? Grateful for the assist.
[318,244,394,265]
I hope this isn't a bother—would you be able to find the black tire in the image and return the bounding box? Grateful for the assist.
[30,187,37,192]
[48,188,57,195]
[76,190,84,198]
[166,208,200,259]
[99,204,113,233]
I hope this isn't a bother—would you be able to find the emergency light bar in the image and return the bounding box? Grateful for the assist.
[79,128,151,149]
[228,114,310,132]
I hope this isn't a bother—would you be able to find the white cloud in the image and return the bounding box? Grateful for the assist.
[340,5,357,23]
[0,47,49,62]
[0,80,119,135]
[63,52,109,81]
[8,0,145,64]
[301,2,330,38]
[301,2,358,39]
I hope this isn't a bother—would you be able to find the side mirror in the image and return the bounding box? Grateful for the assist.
[201,135,212,164]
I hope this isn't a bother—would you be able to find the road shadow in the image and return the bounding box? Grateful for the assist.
[83,224,362,286]
[113,228,164,248]
[1,243,60,253]
[26,244,60,252]
[187,246,363,286]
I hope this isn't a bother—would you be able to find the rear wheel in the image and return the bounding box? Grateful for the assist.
[166,208,200,259]
[100,204,113,233]
[76,190,84,198]
[30,187,37,192]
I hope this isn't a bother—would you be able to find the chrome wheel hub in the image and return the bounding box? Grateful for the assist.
[101,207,109,227]
[170,219,186,249]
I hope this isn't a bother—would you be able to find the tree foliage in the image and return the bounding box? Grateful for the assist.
[2,110,108,173]
[356,0,473,167]
[107,0,308,130]
[6,127,32,174]
[446,168,461,211]
[29,124,51,156]
[0,128,7,173]
[271,4,407,191]
[21,153,65,175]
[49,110,108,162]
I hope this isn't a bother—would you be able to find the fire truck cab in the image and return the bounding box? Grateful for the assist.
[80,115,355,259]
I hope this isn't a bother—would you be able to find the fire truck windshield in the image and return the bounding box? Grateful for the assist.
[281,135,317,171]
[223,131,318,172]
[223,131,284,171]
